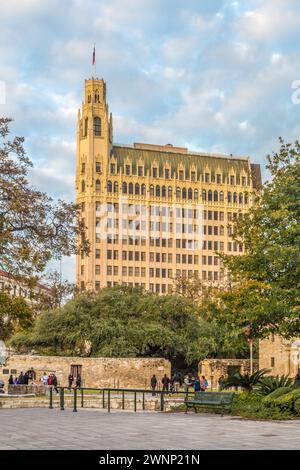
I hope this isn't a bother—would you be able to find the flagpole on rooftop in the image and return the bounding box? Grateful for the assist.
[93,43,97,78]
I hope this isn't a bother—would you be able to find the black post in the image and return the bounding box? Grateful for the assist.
[102,389,105,409]
[108,389,111,413]
[142,392,145,411]
[122,390,125,410]
[60,387,64,411]
[49,385,53,409]
[134,391,137,412]
[73,387,77,412]
[81,388,84,408]
[160,391,164,412]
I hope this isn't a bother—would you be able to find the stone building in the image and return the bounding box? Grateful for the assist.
[76,77,261,292]
[200,358,259,389]
[0,269,51,306]
[0,354,171,389]
[259,336,300,378]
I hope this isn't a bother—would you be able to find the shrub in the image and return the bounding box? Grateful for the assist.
[262,387,292,407]
[256,375,294,396]
[220,369,270,393]
[273,389,300,412]
[294,398,300,415]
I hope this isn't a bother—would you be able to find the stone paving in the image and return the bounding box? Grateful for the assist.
[0,408,299,450]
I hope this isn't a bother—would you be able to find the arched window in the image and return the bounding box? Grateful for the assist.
[150,185,154,196]
[135,183,140,195]
[95,179,100,192]
[94,90,100,103]
[141,184,146,195]
[239,193,243,204]
[94,116,101,136]
[168,186,172,198]
[176,187,181,199]
[162,186,166,198]
[182,188,187,199]
[245,194,249,204]
[81,180,85,192]
[129,183,133,194]
[208,190,212,202]
[107,180,112,193]
[202,189,206,201]
[233,192,237,203]
[114,182,118,193]
[84,117,88,137]
[156,185,160,197]
[214,190,218,202]
[188,188,192,200]
[122,182,127,194]
[88,94,91,103]
[220,191,224,202]
[194,189,198,200]
[228,191,232,203]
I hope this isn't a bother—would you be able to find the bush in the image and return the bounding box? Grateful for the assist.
[294,398,300,415]
[273,389,300,412]
[231,392,294,420]
[262,387,292,407]
[256,375,294,396]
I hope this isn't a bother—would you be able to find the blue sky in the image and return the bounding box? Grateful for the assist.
[1,0,300,280]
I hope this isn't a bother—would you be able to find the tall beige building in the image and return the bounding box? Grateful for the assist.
[76,78,261,293]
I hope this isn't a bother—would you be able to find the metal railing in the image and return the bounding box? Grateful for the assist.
[49,386,196,413]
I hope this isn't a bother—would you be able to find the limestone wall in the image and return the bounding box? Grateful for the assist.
[199,358,259,389]
[0,355,171,390]
[259,336,300,377]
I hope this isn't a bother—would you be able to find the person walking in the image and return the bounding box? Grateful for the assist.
[218,375,224,391]
[173,373,180,393]
[76,374,82,388]
[18,371,24,385]
[68,373,74,389]
[151,374,157,396]
[161,374,170,392]
[52,373,59,394]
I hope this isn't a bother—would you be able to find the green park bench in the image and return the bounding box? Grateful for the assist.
[185,391,235,416]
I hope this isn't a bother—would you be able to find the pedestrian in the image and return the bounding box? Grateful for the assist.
[151,374,157,396]
[18,371,24,385]
[183,374,191,393]
[23,372,29,385]
[48,374,53,386]
[8,374,14,385]
[76,374,81,388]
[173,373,180,393]
[161,374,170,392]
[218,375,225,391]
[68,373,74,388]
[52,373,59,394]
[200,375,208,392]
[193,375,201,393]
[42,372,48,386]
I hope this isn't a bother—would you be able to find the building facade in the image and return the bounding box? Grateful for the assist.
[76,78,261,293]
[259,336,300,378]
[0,270,50,306]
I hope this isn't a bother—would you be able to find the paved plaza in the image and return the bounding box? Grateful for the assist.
[0,408,299,450]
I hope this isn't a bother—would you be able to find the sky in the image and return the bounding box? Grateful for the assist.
[1,0,300,281]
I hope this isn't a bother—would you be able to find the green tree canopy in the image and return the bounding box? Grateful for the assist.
[210,139,300,339]
[0,291,34,341]
[10,286,222,365]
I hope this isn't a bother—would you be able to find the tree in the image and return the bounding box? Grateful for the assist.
[0,118,89,280]
[10,286,219,365]
[33,270,76,311]
[0,291,33,341]
[212,139,300,339]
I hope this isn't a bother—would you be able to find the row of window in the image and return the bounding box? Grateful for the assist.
[109,163,250,186]
[85,265,223,279]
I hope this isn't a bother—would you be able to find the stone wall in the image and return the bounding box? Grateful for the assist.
[0,355,171,390]
[259,336,300,377]
[199,359,259,389]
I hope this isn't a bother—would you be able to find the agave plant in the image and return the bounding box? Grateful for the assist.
[220,369,270,393]
[255,375,294,396]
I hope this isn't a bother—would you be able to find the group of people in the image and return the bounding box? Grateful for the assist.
[67,373,81,388]
[151,372,209,395]
[8,370,35,386]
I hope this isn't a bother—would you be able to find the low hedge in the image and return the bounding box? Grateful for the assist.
[262,387,292,407]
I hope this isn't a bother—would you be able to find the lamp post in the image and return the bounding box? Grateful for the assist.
[246,324,253,375]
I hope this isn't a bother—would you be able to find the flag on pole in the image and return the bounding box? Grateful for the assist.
[92,46,96,65]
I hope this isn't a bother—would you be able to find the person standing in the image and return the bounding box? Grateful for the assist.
[173,373,180,393]
[76,374,81,388]
[200,375,207,392]
[18,371,24,385]
[8,374,14,385]
[161,374,170,391]
[42,372,48,386]
[23,372,29,385]
[193,375,201,393]
[218,375,224,391]
[68,373,74,388]
[151,374,157,396]
[52,373,59,394]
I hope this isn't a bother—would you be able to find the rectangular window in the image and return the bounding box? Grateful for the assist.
[95,249,101,259]
[95,265,100,275]
[126,165,130,175]
[153,167,158,177]
[138,166,143,176]
[271,357,275,367]
[96,162,101,172]
[110,163,115,173]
